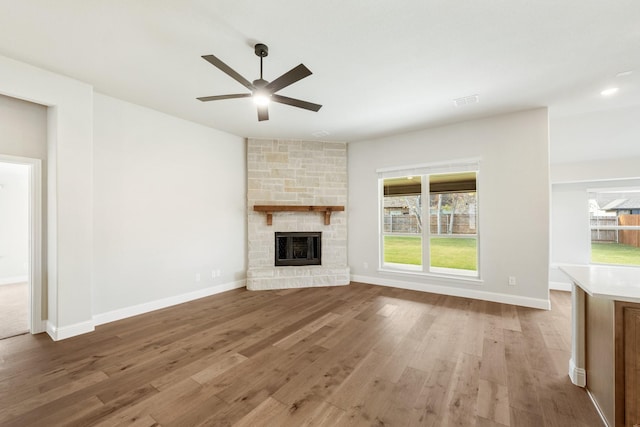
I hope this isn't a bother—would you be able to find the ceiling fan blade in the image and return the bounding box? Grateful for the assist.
[197,93,252,102]
[257,105,269,121]
[271,94,322,112]
[202,55,255,91]
[265,64,312,93]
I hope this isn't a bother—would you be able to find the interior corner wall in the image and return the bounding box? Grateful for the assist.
[92,93,246,319]
[348,108,550,308]
[0,54,93,339]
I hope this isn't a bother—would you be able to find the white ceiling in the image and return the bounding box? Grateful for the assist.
[0,1,639,142]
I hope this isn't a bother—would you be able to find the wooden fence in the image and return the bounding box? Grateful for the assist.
[591,215,640,247]
[384,214,476,234]
[619,214,640,248]
[591,217,617,242]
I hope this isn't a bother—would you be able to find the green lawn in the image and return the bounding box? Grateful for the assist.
[384,239,640,270]
[384,235,422,265]
[591,242,640,266]
[384,235,477,270]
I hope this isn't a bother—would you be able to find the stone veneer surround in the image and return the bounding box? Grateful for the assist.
[246,139,350,290]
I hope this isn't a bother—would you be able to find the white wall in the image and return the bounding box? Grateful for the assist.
[0,54,248,338]
[349,108,550,308]
[551,106,640,164]
[92,93,246,319]
[0,94,48,159]
[0,163,29,283]
[0,54,94,339]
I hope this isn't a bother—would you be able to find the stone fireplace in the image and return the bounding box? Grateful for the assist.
[246,139,350,290]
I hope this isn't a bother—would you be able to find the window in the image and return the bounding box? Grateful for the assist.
[379,161,479,278]
[382,177,423,269]
[589,188,640,267]
[429,173,477,275]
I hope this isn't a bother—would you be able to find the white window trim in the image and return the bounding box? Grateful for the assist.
[590,225,640,231]
[377,266,484,284]
[588,187,640,268]
[378,159,481,279]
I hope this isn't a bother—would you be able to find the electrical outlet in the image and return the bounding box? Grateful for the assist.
[216,269,221,278]
[196,273,201,282]
[508,276,516,286]
[363,262,369,270]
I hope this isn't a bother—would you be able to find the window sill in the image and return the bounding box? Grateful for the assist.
[590,262,640,269]
[378,265,483,284]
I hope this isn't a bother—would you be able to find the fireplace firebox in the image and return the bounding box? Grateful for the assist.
[275,232,321,266]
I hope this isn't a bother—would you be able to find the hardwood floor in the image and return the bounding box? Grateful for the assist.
[0,283,602,426]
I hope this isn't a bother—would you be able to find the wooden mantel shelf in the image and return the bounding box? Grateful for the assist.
[253,205,345,226]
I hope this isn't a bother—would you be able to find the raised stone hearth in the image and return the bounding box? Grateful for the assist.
[246,139,350,291]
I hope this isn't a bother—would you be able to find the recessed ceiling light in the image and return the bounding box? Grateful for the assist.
[601,87,619,97]
[616,70,633,77]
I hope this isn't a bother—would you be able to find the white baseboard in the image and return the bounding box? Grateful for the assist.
[46,319,95,341]
[93,280,246,326]
[351,274,551,310]
[0,275,28,285]
[568,357,586,387]
[549,281,572,292]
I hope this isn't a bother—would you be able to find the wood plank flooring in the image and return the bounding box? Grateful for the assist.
[0,283,603,426]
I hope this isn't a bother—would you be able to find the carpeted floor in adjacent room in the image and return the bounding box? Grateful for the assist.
[0,282,28,339]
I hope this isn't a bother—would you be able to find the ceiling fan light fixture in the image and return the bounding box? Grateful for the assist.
[253,89,271,106]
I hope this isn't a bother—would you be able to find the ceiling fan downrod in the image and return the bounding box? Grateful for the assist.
[255,43,268,81]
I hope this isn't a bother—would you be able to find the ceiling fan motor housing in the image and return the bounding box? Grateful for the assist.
[253,78,268,88]
[254,43,268,57]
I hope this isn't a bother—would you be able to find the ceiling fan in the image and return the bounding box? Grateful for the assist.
[197,43,322,121]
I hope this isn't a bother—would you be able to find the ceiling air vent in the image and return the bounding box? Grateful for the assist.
[452,94,479,107]
[312,130,330,138]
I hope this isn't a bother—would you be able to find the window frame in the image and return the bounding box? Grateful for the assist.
[588,186,640,268]
[378,160,481,280]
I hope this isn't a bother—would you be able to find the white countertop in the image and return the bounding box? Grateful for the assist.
[559,264,640,303]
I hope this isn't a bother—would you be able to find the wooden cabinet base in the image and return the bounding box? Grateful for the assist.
[615,302,640,427]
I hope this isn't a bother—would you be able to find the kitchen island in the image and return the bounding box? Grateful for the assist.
[560,265,640,427]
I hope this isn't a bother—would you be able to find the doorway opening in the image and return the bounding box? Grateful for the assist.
[0,156,43,338]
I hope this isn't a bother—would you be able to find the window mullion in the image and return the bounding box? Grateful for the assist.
[422,174,430,273]
[379,178,385,269]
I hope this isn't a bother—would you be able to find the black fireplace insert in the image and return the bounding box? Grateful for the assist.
[275,232,321,266]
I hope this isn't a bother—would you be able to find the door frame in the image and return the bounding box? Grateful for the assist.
[0,154,43,334]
